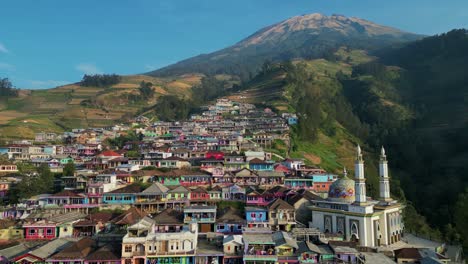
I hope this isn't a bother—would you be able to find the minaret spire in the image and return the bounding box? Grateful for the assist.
[379,146,392,202]
[354,144,366,205]
[343,167,348,178]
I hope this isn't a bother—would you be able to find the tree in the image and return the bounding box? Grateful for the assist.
[10,163,55,203]
[154,95,192,121]
[126,150,141,158]
[139,81,154,98]
[63,162,76,176]
[80,74,121,87]
[454,188,468,249]
[0,77,18,97]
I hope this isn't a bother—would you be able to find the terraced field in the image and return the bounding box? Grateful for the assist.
[0,74,201,139]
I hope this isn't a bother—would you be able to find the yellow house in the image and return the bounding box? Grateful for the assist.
[0,220,24,241]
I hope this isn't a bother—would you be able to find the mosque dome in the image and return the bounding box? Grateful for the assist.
[328,176,355,203]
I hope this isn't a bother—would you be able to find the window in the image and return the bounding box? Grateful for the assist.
[125,245,132,252]
[46,228,53,235]
[29,229,36,235]
[219,225,225,230]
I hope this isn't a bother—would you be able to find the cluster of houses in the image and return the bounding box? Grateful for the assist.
[0,100,463,264]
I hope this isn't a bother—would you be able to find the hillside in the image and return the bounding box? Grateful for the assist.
[148,13,422,79]
[225,47,410,197]
[0,74,202,139]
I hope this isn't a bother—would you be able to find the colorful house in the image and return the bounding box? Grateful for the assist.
[245,207,269,228]
[103,184,144,205]
[223,235,243,264]
[167,185,190,201]
[268,199,296,232]
[13,238,79,263]
[222,184,246,201]
[274,231,299,264]
[46,190,86,210]
[249,158,274,171]
[47,237,96,264]
[231,168,259,186]
[246,189,269,206]
[180,171,212,187]
[22,220,57,240]
[189,187,210,201]
[208,185,223,200]
[0,219,23,241]
[243,229,277,264]
[183,205,217,233]
[216,207,245,234]
[121,216,198,264]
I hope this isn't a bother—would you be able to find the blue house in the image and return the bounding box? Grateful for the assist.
[43,146,55,155]
[0,147,8,155]
[249,158,274,171]
[288,116,298,125]
[215,207,246,234]
[245,206,269,228]
[102,184,144,205]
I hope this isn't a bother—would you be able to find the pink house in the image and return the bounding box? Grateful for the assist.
[246,190,269,206]
[205,151,225,160]
[23,220,57,240]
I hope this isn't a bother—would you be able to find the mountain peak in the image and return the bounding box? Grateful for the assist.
[238,13,413,48]
[148,13,422,78]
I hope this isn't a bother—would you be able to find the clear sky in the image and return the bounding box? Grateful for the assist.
[1,0,467,89]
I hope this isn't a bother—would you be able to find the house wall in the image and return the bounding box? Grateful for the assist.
[0,227,23,240]
[58,223,74,238]
[24,226,57,240]
[103,194,136,205]
[216,224,243,234]
[245,210,267,222]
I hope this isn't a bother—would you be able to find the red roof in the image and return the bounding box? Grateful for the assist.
[98,150,122,157]
[51,190,83,198]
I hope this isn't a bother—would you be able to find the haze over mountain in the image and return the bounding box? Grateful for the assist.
[148,13,422,78]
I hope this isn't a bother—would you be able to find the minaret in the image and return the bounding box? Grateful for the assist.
[379,146,392,202]
[343,167,348,178]
[354,145,367,205]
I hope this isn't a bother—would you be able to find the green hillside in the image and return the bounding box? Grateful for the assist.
[0,74,202,139]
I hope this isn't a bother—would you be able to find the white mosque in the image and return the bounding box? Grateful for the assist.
[309,145,404,247]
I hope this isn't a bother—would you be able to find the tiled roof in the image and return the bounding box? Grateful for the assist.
[268,198,294,210]
[48,238,95,260]
[98,150,121,157]
[141,182,169,195]
[217,207,245,223]
[51,190,82,198]
[190,187,208,193]
[152,209,184,225]
[168,185,189,193]
[107,184,144,194]
[28,238,80,260]
[84,245,120,261]
[111,207,146,225]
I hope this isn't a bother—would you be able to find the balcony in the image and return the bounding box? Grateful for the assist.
[277,255,299,261]
[146,250,195,256]
[243,254,278,261]
[87,193,103,197]
[133,251,145,256]
[184,217,215,223]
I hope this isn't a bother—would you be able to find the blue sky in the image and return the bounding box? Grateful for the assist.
[1,0,467,89]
